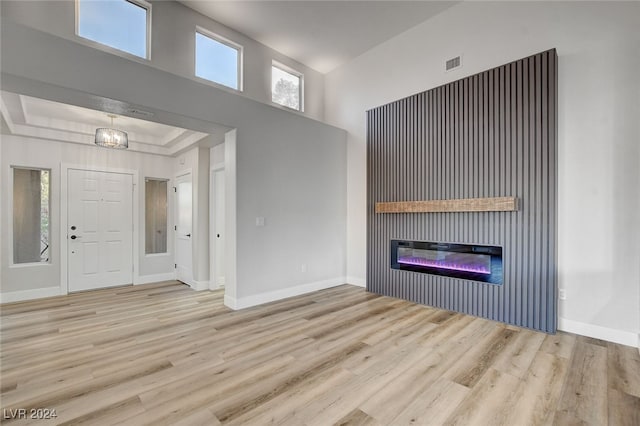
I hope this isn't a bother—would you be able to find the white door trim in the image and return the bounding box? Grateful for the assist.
[61,163,139,295]
[209,163,224,290]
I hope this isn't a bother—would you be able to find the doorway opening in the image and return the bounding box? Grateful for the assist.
[175,171,194,286]
[210,166,225,289]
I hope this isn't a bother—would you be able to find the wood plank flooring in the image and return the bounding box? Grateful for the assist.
[1,282,638,425]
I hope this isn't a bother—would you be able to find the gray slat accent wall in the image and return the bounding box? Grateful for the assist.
[366,49,557,333]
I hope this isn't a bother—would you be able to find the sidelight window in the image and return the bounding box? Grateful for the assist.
[12,168,51,264]
[145,178,168,254]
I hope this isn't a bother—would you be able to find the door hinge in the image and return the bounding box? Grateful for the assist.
[174,187,177,192]
[174,264,177,269]
[174,225,177,231]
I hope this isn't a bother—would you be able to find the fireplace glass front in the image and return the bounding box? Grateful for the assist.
[391,240,503,284]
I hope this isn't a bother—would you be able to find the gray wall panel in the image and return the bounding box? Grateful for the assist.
[367,49,558,333]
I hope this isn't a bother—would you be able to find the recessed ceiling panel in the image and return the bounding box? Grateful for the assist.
[0,91,221,155]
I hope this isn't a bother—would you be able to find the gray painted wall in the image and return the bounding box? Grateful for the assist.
[1,20,347,303]
[367,50,557,333]
[0,0,325,121]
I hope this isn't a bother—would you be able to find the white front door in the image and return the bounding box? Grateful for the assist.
[175,173,193,285]
[68,169,133,292]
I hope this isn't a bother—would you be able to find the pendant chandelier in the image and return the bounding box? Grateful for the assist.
[95,114,128,149]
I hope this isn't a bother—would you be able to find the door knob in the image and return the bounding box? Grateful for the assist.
[217,234,220,238]
[186,233,191,237]
[70,235,80,240]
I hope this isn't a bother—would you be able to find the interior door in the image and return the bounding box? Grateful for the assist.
[175,172,193,285]
[68,169,133,292]
[212,169,225,287]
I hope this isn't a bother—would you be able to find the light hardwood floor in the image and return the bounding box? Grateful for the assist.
[1,282,638,425]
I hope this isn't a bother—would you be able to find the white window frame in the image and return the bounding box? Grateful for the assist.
[9,165,52,268]
[271,61,304,112]
[194,26,244,92]
[74,0,152,61]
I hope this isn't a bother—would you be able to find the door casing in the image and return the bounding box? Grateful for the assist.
[209,164,225,290]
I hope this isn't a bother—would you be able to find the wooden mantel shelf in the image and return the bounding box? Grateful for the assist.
[375,197,518,213]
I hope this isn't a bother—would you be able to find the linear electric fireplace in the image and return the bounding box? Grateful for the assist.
[391,240,503,284]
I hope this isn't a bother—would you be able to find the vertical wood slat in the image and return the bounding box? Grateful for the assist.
[366,49,558,333]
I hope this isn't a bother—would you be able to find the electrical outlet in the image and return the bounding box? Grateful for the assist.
[559,289,566,300]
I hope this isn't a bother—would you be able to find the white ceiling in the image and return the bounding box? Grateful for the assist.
[180,1,457,73]
[0,91,225,156]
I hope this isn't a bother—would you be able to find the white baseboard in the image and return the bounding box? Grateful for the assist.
[208,277,226,291]
[224,277,347,310]
[191,280,209,291]
[1,287,63,304]
[559,317,639,348]
[175,277,208,291]
[134,272,176,285]
[224,294,238,310]
[346,276,366,287]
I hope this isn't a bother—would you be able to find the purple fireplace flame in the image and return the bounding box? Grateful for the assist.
[397,256,491,275]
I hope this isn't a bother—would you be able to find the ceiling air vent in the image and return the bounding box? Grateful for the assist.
[446,56,462,71]
[126,108,154,118]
